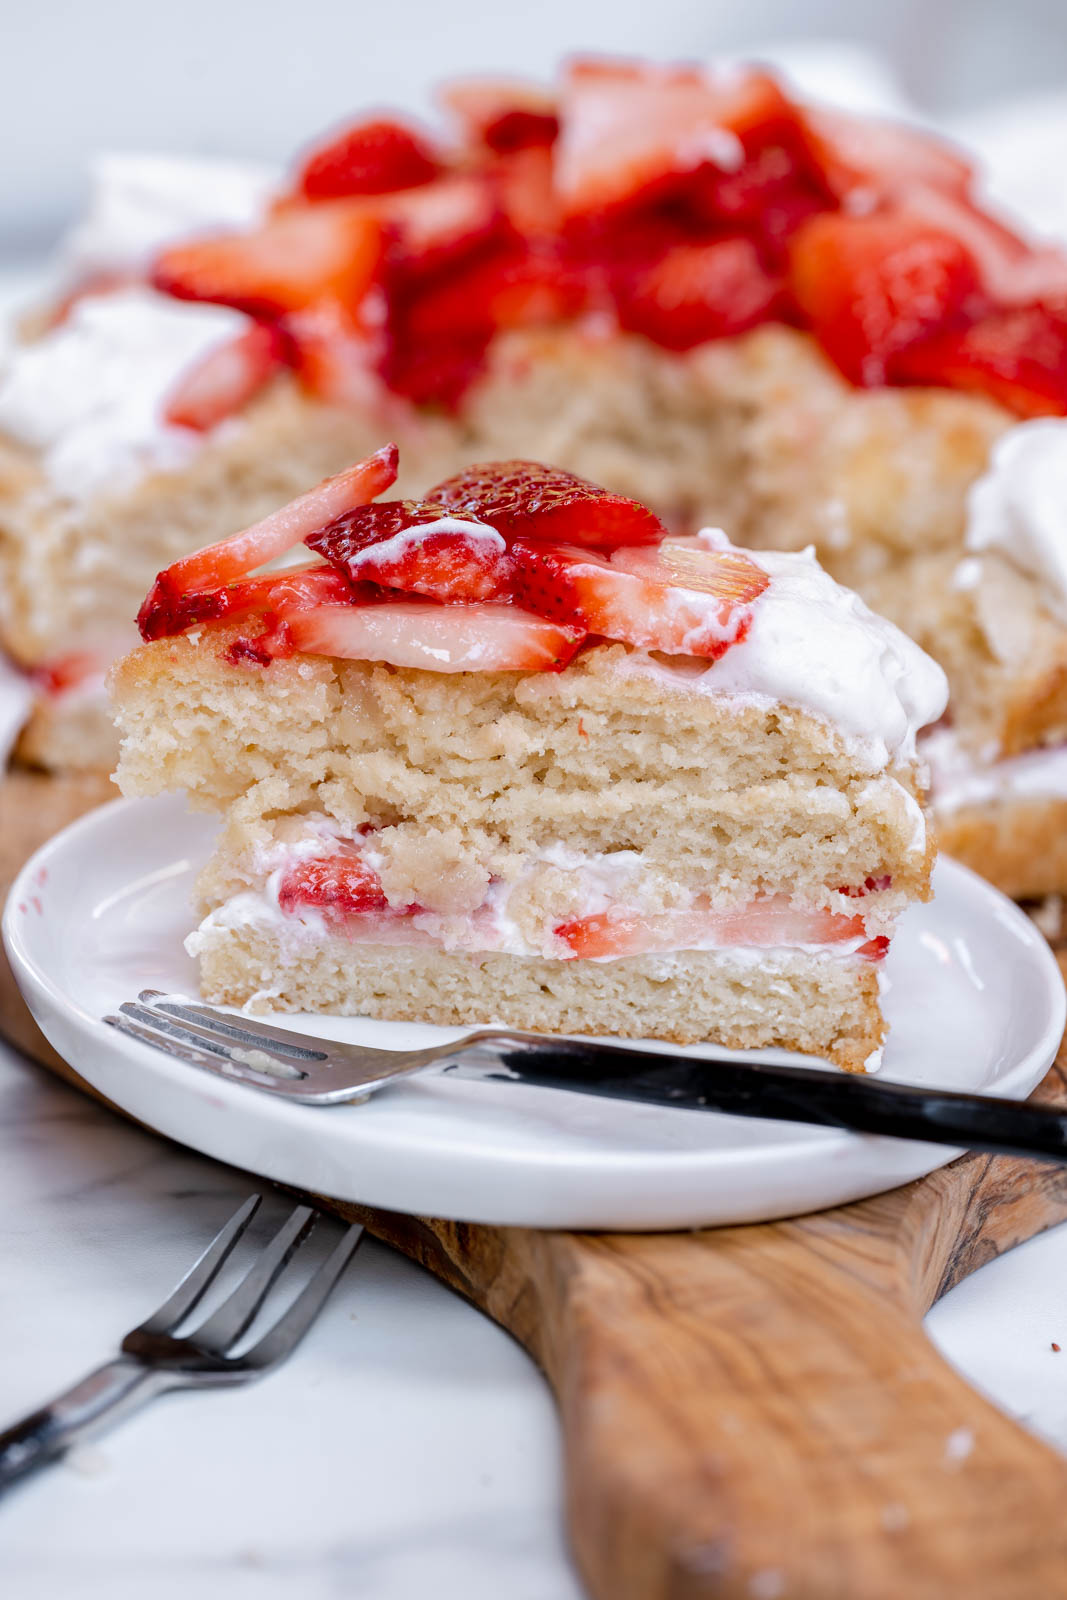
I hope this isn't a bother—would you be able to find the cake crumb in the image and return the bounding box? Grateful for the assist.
[944,1426,975,1466]
[1052,1342,1061,1353]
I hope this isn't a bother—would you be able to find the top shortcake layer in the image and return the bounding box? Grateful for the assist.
[4,54,1067,520]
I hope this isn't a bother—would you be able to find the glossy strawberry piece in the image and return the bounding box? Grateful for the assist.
[801,108,973,204]
[612,236,783,351]
[138,565,357,643]
[555,896,867,959]
[137,445,398,640]
[153,203,384,318]
[443,79,559,154]
[307,501,514,601]
[164,323,283,431]
[789,210,981,385]
[297,118,441,200]
[893,303,1067,417]
[285,600,585,672]
[512,538,767,657]
[428,460,667,548]
[277,847,390,920]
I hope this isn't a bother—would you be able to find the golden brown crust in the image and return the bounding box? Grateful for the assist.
[936,795,1067,902]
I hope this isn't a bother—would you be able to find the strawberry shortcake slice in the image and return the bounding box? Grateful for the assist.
[110,450,946,1069]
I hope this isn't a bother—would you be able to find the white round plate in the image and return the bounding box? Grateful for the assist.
[5,793,1065,1230]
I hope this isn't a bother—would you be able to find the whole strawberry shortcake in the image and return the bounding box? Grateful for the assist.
[111,448,947,1070]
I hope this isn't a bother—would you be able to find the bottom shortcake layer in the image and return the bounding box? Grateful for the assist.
[193,928,885,1072]
[936,794,1067,901]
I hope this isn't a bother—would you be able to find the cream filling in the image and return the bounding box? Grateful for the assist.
[963,418,1067,626]
[923,727,1067,815]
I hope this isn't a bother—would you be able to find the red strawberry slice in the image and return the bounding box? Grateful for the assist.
[493,147,563,238]
[138,564,358,643]
[893,303,1067,418]
[512,538,767,658]
[277,846,390,920]
[555,59,795,219]
[379,174,502,274]
[284,600,585,672]
[789,210,981,386]
[137,444,398,639]
[283,299,384,408]
[296,117,441,200]
[163,322,283,431]
[443,79,559,154]
[307,501,514,601]
[555,896,867,959]
[612,236,783,351]
[801,108,973,204]
[152,203,384,318]
[427,460,667,548]
[904,185,1067,306]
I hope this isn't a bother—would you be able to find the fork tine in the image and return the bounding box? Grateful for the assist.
[131,1195,262,1338]
[116,1002,307,1081]
[244,1225,365,1372]
[105,1012,238,1074]
[191,1205,317,1353]
[137,992,329,1061]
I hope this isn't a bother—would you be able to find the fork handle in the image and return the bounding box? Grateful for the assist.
[0,1358,165,1494]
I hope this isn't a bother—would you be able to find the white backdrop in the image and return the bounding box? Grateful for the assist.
[2,0,1067,251]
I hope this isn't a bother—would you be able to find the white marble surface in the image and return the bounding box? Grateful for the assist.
[3,1036,1067,1597]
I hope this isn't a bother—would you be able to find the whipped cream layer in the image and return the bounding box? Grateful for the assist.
[617,533,948,772]
[964,419,1067,624]
[188,825,886,967]
[0,289,253,501]
[62,153,278,280]
[924,726,1067,814]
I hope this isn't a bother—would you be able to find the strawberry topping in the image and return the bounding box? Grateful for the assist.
[511,538,767,657]
[427,460,667,548]
[163,323,283,431]
[613,236,783,351]
[307,502,514,601]
[297,118,441,200]
[284,600,585,672]
[892,302,1067,418]
[277,847,390,920]
[555,896,868,960]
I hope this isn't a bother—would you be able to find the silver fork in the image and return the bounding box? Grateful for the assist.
[0,1194,363,1494]
[102,989,1067,1166]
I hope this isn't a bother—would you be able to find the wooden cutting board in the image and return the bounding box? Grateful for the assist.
[4,769,1067,1599]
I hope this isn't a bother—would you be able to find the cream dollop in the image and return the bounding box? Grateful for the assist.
[0,288,252,501]
[61,153,278,279]
[692,533,948,768]
[964,418,1067,624]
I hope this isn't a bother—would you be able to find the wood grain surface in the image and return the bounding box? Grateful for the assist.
[4,769,1067,1599]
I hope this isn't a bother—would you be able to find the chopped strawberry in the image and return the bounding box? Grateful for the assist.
[893,303,1067,417]
[555,59,799,220]
[137,444,398,639]
[612,236,783,351]
[858,936,890,961]
[152,203,384,318]
[296,118,441,200]
[35,652,102,696]
[283,299,385,407]
[512,538,766,657]
[904,185,1067,306]
[789,210,981,385]
[163,322,283,431]
[284,600,585,671]
[427,460,667,548]
[379,174,502,275]
[137,564,357,642]
[801,107,973,204]
[838,875,892,898]
[403,240,580,342]
[443,78,559,153]
[493,147,563,238]
[555,896,866,959]
[307,501,514,601]
[277,846,390,920]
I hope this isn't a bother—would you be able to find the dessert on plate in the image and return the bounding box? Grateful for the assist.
[110,449,947,1071]
[3,56,1066,902]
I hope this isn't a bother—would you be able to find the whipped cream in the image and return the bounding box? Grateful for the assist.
[923,726,1067,814]
[0,288,252,501]
[964,419,1067,625]
[61,153,278,280]
[621,533,948,771]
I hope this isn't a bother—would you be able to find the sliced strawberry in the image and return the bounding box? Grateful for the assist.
[277,846,390,920]
[163,322,283,431]
[789,210,981,386]
[904,185,1067,306]
[443,78,559,154]
[555,59,795,220]
[555,896,866,959]
[427,460,667,548]
[379,174,502,274]
[893,303,1067,418]
[296,118,441,200]
[612,236,783,351]
[858,936,890,960]
[137,444,398,639]
[283,299,385,407]
[307,501,513,601]
[512,538,766,658]
[284,600,585,671]
[152,203,384,318]
[137,564,357,642]
[493,146,563,238]
[801,108,973,204]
